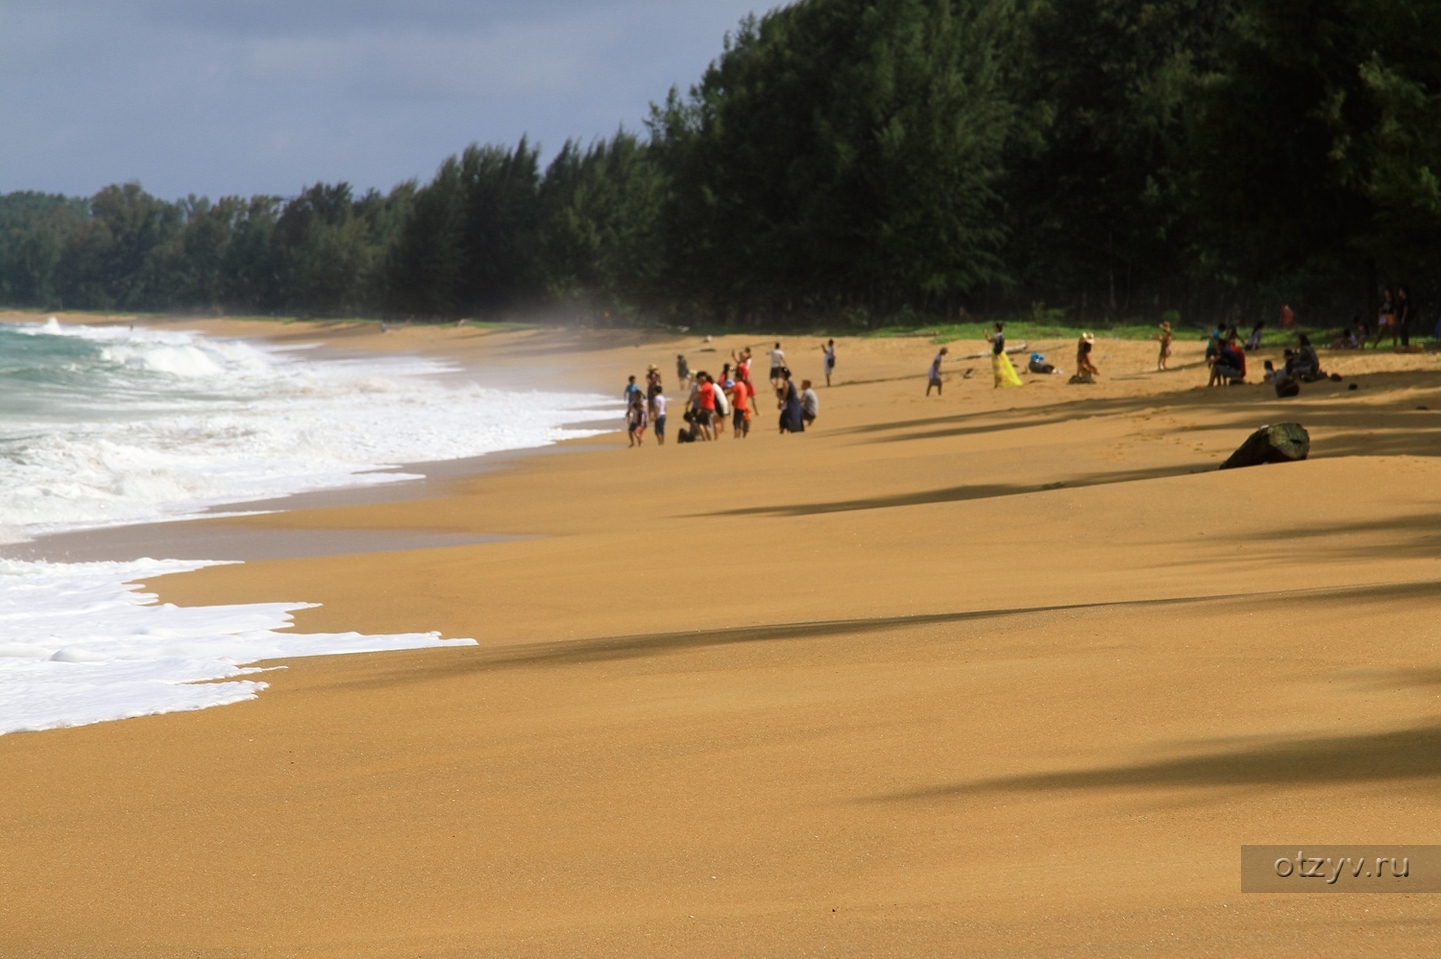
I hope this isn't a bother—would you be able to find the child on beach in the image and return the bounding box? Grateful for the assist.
[1157,322,1173,371]
[1069,333,1099,384]
[821,339,836,386]
[626,392,648,446]
[927,347,948,396]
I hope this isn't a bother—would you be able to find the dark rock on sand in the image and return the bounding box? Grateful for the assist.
[1219,423,1310,470]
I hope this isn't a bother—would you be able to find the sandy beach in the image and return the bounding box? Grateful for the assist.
[4,315,1441,956]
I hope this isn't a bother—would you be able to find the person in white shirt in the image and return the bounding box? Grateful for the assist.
[768,342,786,387]
[799,379,819,426]
[650,389,667,445]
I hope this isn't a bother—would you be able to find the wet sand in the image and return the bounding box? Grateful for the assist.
[3,315,1441,956]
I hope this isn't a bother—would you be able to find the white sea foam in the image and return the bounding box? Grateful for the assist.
[0,558,476,735]
[0,320,619,537]
[0,320,618,732]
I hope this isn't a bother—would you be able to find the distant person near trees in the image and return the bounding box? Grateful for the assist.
[1069,333,1099,384]
[1372,290,1396,349]
[927,347,948,395]
[1157,321,1173,371]
[1245,320,1265,351]
[820,339,836,386]
[1397,286,1413,348]
[676,354,691,392]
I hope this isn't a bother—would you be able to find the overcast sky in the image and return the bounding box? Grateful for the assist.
[0,0,768,200]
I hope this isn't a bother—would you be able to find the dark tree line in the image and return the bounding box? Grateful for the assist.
[3,0,1441,328]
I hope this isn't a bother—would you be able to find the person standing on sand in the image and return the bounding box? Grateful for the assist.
[646,364,661,392]
[650,389,667,446]
[800,379,819,427]
[927,347,948,396]
[726,373,751,438]
[676,354,691,393]
[626,391,649,446]
[623,375,640,403]
[986,322,1022,388]
[1069,333,1099,384]
[777,370,804,433]
[769,342,787,388]
[695,373,717,440]
[1373,290,1396,349]
[1397,286,1413,348]
[1157,321,1173,371]
[821,339,836,386]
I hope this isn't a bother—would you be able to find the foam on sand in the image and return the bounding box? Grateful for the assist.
[0,557,476,735]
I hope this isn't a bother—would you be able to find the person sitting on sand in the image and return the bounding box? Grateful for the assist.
[1028,352,1058,375]
[1157,321,1173,371]
[1262,360,1281,383]
[1285,334,1323,381]
[1069,333,1099,384]
[1244,320,1265,352]
[927,347,948,396]
[799,379,819,426]
[1209,336,1245,385]
[1332,327,1359,349]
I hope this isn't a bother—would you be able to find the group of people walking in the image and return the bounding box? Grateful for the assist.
[623,341,824,446]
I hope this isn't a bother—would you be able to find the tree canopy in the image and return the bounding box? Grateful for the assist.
[3,0,1439,328]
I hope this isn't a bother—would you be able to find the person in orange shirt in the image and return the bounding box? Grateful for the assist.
[727,372,751,438]
[695,373,717,441]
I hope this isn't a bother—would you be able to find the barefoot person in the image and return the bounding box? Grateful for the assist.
[777,370,804,433]
[926,347,948,396]
[1069,333,1099,384]
[676,354,691,393]
[986,323,1022,388]
[650,388,667,446]
[626,391,648,446]
[1157,321,1173,371]
[726,373,751,438]
[768,343,787,388]
[799,379,819,427]
[820,339,836,386]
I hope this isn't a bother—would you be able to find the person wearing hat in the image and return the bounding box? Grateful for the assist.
[645,364,661,392]
[1157,321,1173,372]
[1069,332,1099,384]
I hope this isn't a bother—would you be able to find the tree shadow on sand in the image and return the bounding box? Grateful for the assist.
[872,721,1441,801]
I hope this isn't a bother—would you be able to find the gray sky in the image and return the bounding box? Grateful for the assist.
[0,0,767,200]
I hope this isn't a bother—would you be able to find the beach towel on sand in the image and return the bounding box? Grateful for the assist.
[992,351,1023,388]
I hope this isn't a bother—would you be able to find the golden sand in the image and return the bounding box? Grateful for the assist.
[3,315,1441,956]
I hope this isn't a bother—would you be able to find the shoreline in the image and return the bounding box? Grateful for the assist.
[6,313,1441,956]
